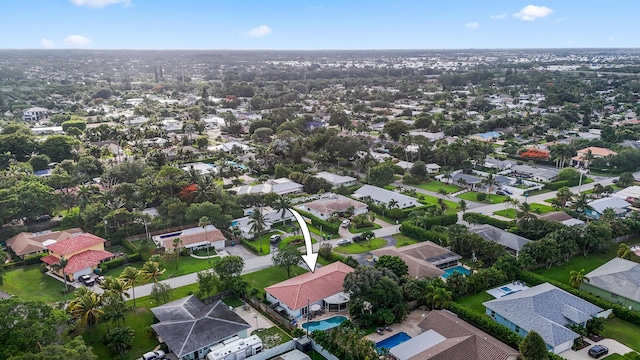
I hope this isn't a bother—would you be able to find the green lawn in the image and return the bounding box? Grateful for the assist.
[348,223,382,233]
[533,244,621,286]
[603,317,640,352]
[247,232,281,255]
[252,326,292,346]
[457,191,508,204]
[415,181,460,194]
[493,203,556,219]
[334,238,387,254]
[103,255,220,282]
[0,264,70,303]
[393,234,420,247]
[456,291,495,314]
[308,224,339,239]
[417,194,459,214]
[243,266,308,297]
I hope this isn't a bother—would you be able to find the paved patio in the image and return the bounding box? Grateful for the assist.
[234,303,276,334]
[365,309,431,343]
[486,281,529,299]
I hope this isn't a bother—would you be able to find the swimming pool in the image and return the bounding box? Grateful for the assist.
[442,265,470,279]
[301,315,347,332]
[376,332,412,350]
[500,286,512,292]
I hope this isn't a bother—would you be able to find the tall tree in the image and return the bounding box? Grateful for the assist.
[140,260,166,283]
[248,207,267,240]
[198,216,213,258]
[273,195,292,226]
[272,246,302,277]
[374,255,408,278]
[569,268,589,289]
[118,267,140,307]
[519,331,549,360]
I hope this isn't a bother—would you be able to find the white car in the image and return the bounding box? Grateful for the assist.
[341,219,351,228]
[141,350,165,360]
[336,239,351,246]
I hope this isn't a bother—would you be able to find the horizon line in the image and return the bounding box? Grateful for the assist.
[1,47,639,52]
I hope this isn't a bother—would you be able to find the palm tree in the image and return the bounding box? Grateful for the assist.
[482,173,499,193]
[172,237,183,270]
[51,257,69,293]
[198,216,212,258]
[141,260,166,283]
[437,188,448,200]
[119,267,140,307]
[248,207,267,240]
[100,276,131,301]
[274,195,292,226]
[569,269,589,289]
[69,291,104,329]
[458,199,468,214]
[573,193,592,214]
[431,287,453,309]
[388,198,399,209]
[617,243,632,260]
[516,202,535,222]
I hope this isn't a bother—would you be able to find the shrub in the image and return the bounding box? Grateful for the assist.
[99,254,139,272]
[241,239,267,255]
[476,193,487,201]
[463,212,514,230]
[24,253,47,265]
[447,302,522,349]
[294,209,340,234]
[400,222,448,243]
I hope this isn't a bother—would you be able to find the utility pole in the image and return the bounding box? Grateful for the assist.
[306,297,310,337]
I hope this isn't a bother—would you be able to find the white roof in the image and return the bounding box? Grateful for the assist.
[587,196,631,214]
[354,184,418,205]
[612,186,640,200]
[314,171,356,186]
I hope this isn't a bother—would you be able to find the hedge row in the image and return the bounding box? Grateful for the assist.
[122,239,139,253]
[447,302,522,350]
[98,253,141,271]
[544,180,574,191]
[518,271,640,327]
[400,222,448,243]
[241,239,268,255]
[24,252,48,265]
[463,212,514,230]
[294,209,340,234]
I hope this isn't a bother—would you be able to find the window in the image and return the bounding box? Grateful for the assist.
[611,293,618,299]
[515,326,520,333]
[491,311,495,317]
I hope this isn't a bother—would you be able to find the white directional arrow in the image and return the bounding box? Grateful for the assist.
[289,209,318,272]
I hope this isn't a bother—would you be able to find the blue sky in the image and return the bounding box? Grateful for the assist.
[2,0,638,50]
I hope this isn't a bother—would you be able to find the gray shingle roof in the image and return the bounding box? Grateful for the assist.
[151,296,250,358]
[483,283,603,347]
[587,196,631,214]
[470,224,531,253]
[353,184,418,207]
[585,257,640,303]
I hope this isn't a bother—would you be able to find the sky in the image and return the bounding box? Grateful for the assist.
[1,0,639,50]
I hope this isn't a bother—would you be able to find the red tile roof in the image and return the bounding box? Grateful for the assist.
[265,262,354,311]
[42,250,114,274]
[46,233,106,256]
[6,228,84,257]
[160,228,226,251]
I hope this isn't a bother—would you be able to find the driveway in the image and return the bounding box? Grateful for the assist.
[559,339,634,359]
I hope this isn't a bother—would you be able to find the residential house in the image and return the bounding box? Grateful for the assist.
[448,173,483,189]
[583,258,640,310]
[483,157,516,170]
[41,233,115,281]
[23,107,50,121]
[313,171,356,188]
[231,178,304,196]
[612,185,640,204]
[6,228,84,259]
[353,184,419,209]
[180,162,218,176]
[296,194,367,221]
[408,131,445,142]
[510,165,559,183]
[32,126,64,135]
[151,295,251,360]
[539,212,585,227]
[152,225,226,253]
[469,131,501,142]
[265,262,354,318]
[209,141,253,153]
[470,224,532,257]
[585,196,631,219]
[162,118,183,132]
[231,207,295,239]
[571,147,617,167]
[483,283,606,354]
[388,310,519,360]
[426,163,441,174]
[394,160,414,171]
[370,241,462,278]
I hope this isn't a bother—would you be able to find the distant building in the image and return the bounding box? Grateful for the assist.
[583,258,640,310]
[313,171,356,188]
[353,184,419,209]
[296,194,367,220]
[470,224,532,257]
[370,241,462,278]
[231,178,304,196]
[23,107,50,121]
[585,196,631,219]
[152,225,226,253]
[6,228,84,259]
[231,207,295,239]
[571,147,618,167]
[469,131,501,142]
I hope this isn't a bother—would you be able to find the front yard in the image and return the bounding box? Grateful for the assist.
[1,264,70,303]
[333,237,387,254]
[603,317,640,352]
[493,203,556,219]
[457,191,508,204]
[102,254,220,282]
[417,194,460,214]
[415,181,460,194]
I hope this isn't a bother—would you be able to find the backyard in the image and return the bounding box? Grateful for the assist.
[415,181,460,194]
[393,233,420,247]
[0,264,70,303]
[493,203,556,219]
[333,237,387,254]
[457,191,508,204]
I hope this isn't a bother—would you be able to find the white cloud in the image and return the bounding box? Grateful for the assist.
[465,22,479,30]
[40,39,55,48]
[63,35,93,47]
[245,25,272,38]
[69,0,132,8]
[490,13,507,20]
[514,5,553,21]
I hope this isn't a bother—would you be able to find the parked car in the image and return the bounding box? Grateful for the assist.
[352,235,362,242]
[78,274,95,286]
[495,190,507,196]
[141,350,166,360]
[336,239,351,246]
[612,178,618,184]
[341,219,351,228]
[588,345,609,358]
[95,275,105,285]
[502,188,513,195]
[269,234,281,244]
[36,214,52,222]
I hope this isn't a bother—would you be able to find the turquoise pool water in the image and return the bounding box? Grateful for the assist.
[376,332,412,350]
[442,265,470,279]
[301,315,347,332]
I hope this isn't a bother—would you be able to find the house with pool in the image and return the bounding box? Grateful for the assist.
[370,241,464,279]
[265,262,354,319]
[483,283,608,354]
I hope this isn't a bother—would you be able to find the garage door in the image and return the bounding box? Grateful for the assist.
[73,267,93,279]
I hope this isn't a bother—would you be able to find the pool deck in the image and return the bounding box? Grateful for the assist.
[365,309,430,343]
[486,281,529,299]
[296,311,350,330]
